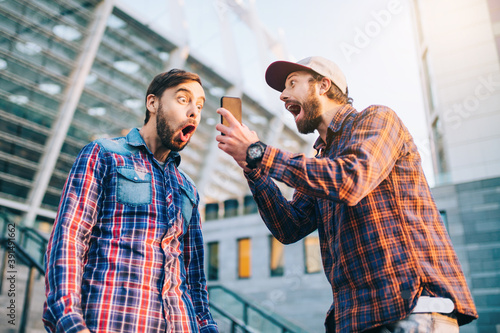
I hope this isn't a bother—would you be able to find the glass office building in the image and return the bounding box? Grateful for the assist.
[0,0,309,228]
[3,1,499,332]
[0,1,327,331]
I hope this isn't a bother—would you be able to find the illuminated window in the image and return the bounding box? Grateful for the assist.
[269,235,284,277]
[304,232,321,274]
[237,238,251,279]
[207,242,219,281]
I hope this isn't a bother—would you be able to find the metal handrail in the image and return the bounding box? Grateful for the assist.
[208,285,308,333]
[209,302,256,333]
[0,213,278,333]
[0,210,47,333]
[19,225,49,250]
[0,238,45,333]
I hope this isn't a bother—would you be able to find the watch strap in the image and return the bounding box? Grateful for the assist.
[246,141,266,169]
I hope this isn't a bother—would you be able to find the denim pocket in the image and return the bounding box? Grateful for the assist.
[179,182,196,225]
[117,167,152,206]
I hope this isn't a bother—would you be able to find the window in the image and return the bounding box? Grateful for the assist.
[269,235,284,277]
[207,242,219,281]
[439,210,449,232]
[304,232,321,274]
[432,117,448,177]
[237,238,251,279]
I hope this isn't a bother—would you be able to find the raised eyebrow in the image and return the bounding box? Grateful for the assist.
[285,74,298,84]
[175,88,205,104]
[175,87,192,97]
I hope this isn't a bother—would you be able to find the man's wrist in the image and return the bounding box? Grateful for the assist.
[246,141,267,169]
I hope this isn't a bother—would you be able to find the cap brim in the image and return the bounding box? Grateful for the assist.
[265,61,313,92]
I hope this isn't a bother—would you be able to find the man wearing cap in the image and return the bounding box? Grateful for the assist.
[215,56,477,332]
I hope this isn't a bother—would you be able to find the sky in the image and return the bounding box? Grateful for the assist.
[252,0,433,183]
[118,0,434,184]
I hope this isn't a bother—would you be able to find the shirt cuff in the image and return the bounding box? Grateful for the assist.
[200,324,219,333]
[56,313,88,333]
[197,312,219,333]
[260,144,274,173]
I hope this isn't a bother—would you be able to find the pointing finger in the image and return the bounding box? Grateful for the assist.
[217,108,240,127]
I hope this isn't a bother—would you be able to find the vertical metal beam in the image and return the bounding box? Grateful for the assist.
[246,0,272,72]
[167,0,189,69]
[23,0,115,227]
[224,0,288,60]
[196,86,242,206]
[216,0,243,87]
[0,244,8,294]
[245,0,288,108]
[196,128,221,207]
[222,0,289,116]
[168,46,189,70]
[19,266,37,333]
[265,116,284,146]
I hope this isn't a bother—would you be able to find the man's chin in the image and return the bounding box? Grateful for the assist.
[296,116,321,134]
[162,140,188,152]
[296,122,316,135]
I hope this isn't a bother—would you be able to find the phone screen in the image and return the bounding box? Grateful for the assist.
[220,96,242,127]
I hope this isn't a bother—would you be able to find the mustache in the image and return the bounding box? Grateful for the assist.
[177,118,197,130]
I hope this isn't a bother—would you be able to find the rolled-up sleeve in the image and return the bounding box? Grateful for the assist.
[182,192,219,332]
[260,108,405,206]
[43,143,104,333]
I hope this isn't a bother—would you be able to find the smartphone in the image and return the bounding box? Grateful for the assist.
[220,96,242,128]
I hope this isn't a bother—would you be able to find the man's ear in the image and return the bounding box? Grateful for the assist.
[318,77,332,96]
[146,94,158,114]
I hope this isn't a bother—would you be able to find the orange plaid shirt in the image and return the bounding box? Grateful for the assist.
[246,104,477,332]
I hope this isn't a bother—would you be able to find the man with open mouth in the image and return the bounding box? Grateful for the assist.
[44,69,218,333]
[216,56,477,332]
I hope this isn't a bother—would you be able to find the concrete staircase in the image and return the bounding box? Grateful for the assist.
[0,251,46,333]
[0,215,307,333]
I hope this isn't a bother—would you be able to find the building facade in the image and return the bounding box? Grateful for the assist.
[0,0,322,331]
[412,0,500,331]
[0,0,309,229]
[2,0,498,332]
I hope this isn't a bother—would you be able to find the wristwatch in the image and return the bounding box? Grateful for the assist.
[246,141,267,169]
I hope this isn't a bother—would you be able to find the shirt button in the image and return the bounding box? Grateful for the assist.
[134,177,138,180]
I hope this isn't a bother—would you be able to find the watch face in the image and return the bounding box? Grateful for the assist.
[248,145,263,159]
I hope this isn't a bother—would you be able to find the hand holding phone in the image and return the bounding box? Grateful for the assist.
[220,96,242,130]
[216,96,260,169]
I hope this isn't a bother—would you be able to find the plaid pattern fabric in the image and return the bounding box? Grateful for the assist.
[43,128,218,333]
[246,105,477,332]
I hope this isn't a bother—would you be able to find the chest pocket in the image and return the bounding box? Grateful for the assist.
[179,182,196,226]
[116,167,152,206]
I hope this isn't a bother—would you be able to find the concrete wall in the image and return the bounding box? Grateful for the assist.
[204,176,500,332]
[416,0,500,184]
[433,176,500,333]
[203,213,332,332]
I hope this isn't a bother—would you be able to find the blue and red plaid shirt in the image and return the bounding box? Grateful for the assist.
[43,128,218,333]
[246,105,477,332]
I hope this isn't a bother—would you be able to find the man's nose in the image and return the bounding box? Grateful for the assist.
[280,89,289,102]
[187,103,199,118]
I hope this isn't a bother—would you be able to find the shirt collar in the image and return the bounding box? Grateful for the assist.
[313,104,356,151]
[125,128,181,166]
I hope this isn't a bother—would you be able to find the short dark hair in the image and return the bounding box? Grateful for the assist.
[308,71,353,105]
[144,69,203,124]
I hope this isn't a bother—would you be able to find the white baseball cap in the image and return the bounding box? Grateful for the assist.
[265,56,347,94]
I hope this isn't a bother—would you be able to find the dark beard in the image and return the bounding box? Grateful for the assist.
[156,102,188,152]
[296,92,322,134]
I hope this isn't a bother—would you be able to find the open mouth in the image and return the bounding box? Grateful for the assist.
[180,124,196,142]
[286,102,302,119]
